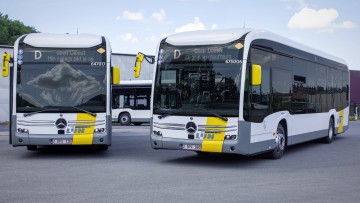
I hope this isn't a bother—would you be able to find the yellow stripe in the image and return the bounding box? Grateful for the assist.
[338,110,344,133]
[201,117,227,152]
[72,113,96,145]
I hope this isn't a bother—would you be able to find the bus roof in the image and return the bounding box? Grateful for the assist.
[22,33,104,48]
[166,28,252,46]
[165,28,347,66]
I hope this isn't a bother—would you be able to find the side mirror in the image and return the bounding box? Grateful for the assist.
[2,53,11,77]
[134,53,144,78]
[112,66,120,85]
[251,64,262,86]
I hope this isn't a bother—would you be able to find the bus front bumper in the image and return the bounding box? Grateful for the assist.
[12,132,111,146]
[150,134,242,154]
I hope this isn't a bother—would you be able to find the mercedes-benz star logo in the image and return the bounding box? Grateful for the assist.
[55,118,67,129]
[185,121,197,135]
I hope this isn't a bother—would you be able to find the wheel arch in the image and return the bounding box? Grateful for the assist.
[279,119,288,146]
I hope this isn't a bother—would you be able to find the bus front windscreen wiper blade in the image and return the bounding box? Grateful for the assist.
[195,107,228,122]
[23,107,60,117]
[158,110,185,119]
[68,106,97,117]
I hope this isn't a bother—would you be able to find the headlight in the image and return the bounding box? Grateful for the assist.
[17,128,29,134]
[153,130,162,136]
[94,128,106,133]
[224,134,237,140]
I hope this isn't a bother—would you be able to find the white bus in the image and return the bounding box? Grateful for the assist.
[145,29,349,159]
[2,33,120,151]
[112,80,152,125]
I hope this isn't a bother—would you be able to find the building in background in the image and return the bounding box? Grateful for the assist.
[350,70,360,117]
[0,45,154,122]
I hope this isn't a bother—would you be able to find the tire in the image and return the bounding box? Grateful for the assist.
[98,145,108,151]
[322,118,334,144]
[118,113,131,125]
[27,145,37,151]
[269,124,286,159]
[134,122,142,126]
[195,151,209,156]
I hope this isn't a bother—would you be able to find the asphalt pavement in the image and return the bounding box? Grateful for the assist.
[0,122,360,202]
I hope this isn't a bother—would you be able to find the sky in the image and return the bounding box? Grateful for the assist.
[2,0,360,69]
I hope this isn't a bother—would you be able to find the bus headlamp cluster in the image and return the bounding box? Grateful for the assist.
[94,128,105,133]
[17,128,29,134]
[224,135,237,140]
[153,130,162,136]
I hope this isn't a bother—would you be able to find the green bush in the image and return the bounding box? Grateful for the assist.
[349,116,357,121]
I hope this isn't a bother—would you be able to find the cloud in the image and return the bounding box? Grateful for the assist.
[145,35,158,42]
[160,33,168,38]
[288,7,357,32]
[175,17,206,33]
[280,0,307,10]
[117,11,144,21]
[117,33,139,43]
[333,21,357,29]
[152,9,166,23]
[211,24,219,30]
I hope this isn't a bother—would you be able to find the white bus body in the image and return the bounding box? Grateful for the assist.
[150,29,349,158]
[9,33,112,150]
[112,80,152,125]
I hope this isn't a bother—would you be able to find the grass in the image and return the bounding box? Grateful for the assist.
[349,116,358,121]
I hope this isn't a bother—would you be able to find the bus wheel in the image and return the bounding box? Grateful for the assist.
[27,145,37,151]
[134,122,142,126]
[119,113,131,125]
[269,124,286,159]
[98,145,108,151]
[195,151,210,156]
[322,118,334,144]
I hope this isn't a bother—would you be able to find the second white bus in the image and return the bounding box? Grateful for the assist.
[112,80,152,125]
[148,28,349,159]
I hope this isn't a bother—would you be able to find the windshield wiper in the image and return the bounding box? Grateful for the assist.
[23,107,60,117]
[195,107,228,122]
[158,110,184,119]
[68,106,97,117]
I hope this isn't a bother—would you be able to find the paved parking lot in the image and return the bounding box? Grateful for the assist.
[0,122,360,202]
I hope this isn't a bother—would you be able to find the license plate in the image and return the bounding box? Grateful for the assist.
[182,144,201,151]
[50,139,72,145]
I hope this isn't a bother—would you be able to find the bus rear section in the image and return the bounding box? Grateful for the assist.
[7,33,114,150]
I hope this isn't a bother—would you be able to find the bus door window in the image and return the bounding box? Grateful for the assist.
[245,48,271,123]
[160,70,177,109]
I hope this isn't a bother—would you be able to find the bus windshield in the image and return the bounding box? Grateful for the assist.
[16,46,107,113]
[154,40,244,117]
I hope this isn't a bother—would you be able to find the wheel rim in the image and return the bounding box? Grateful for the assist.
[275,130,285,152]
[121,115,129,123]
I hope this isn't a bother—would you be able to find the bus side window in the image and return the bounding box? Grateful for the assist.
[272,68,292,112]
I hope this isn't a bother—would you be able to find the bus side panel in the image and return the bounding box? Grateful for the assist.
[335,106,349,134]
[223,121,275,155]
[12,115,30,146]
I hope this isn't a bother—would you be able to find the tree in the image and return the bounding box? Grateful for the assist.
[0,13,38,45]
